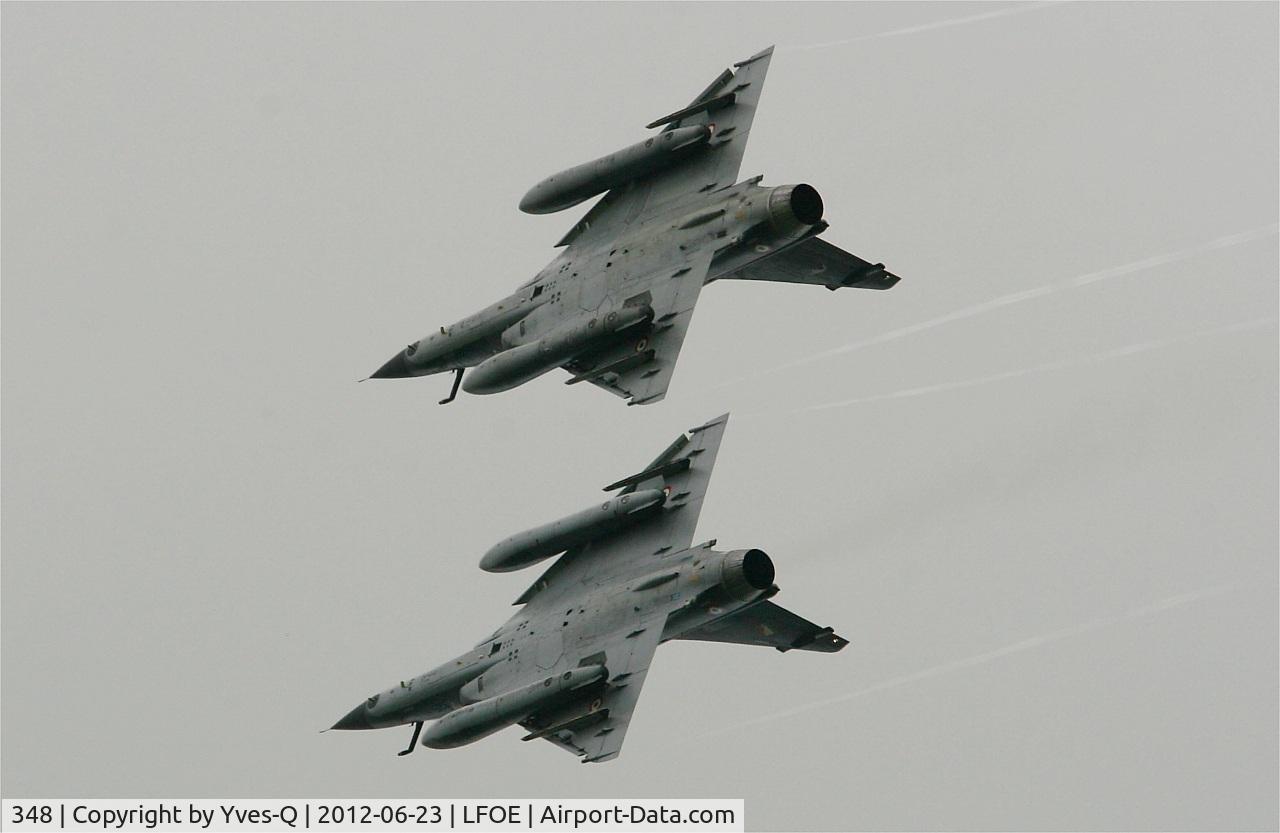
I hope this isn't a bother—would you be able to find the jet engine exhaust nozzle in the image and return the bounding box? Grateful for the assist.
[718,548,776,601]
[767,183,824,231]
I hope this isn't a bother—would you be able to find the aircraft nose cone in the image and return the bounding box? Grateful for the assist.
[330,703,372,731]
[371,350,411,379]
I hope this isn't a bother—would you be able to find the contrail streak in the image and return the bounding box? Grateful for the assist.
[785,2,1065,52]
[721,223,1278,388]
[689,584,1235,742]
[755,317,1276,418]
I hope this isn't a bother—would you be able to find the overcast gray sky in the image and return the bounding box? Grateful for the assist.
[3,3,1276,830]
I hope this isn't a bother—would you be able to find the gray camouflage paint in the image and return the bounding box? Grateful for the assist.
[329,414,847,763]
[369,46,900,406]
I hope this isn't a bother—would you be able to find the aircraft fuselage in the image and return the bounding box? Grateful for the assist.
[370,180,825,387]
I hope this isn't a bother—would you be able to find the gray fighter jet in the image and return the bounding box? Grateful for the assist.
[370,46,900,405]
[330,414,847,762]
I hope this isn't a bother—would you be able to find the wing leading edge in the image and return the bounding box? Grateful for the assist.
[510,415,734,762]
[511,413,730,607]
[519,613,667,763]
[557,47,775,249]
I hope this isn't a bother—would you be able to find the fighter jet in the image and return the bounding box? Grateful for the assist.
[330,414,847,762]
[370,46,900,405]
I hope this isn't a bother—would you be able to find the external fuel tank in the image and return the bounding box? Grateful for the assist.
[462,305,653,395]
[479,488,667,572]
[421,665,607,749]
[519,125,712,214]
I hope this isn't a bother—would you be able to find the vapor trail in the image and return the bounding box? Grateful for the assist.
[753,317,1276,418]
[721,223,1278,388]
[786,2,1065,52]
[690,584,1235,742]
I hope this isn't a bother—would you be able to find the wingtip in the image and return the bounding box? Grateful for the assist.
[692,412,731,433]
[734,46,775,67]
